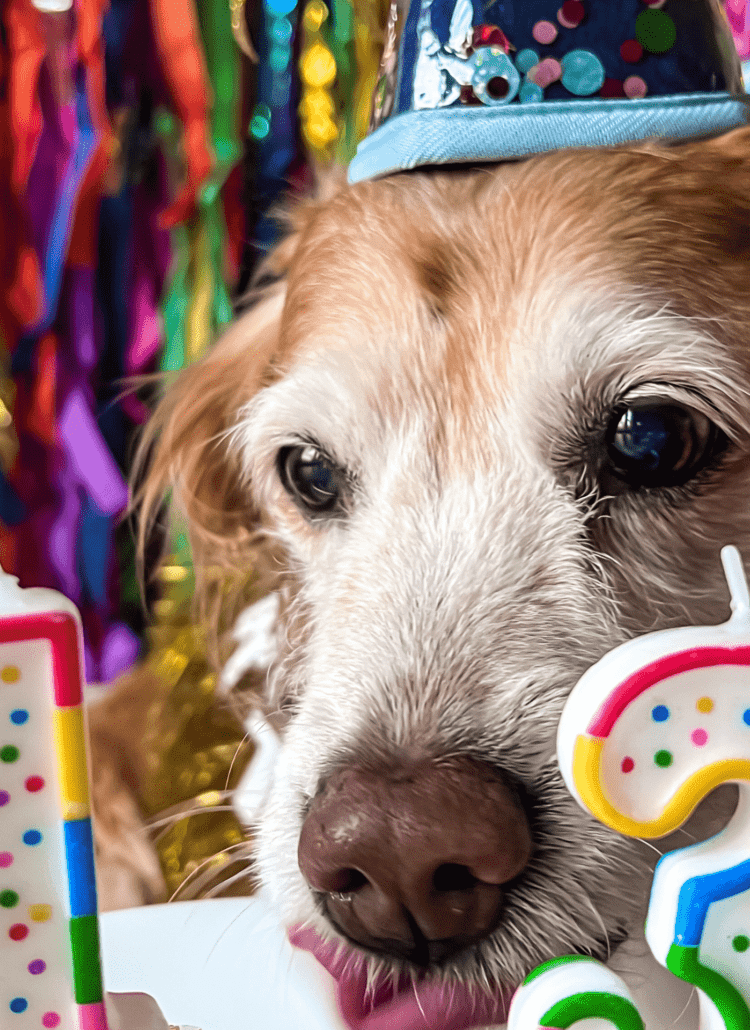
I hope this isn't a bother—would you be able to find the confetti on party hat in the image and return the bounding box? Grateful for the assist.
[348,0,748,181]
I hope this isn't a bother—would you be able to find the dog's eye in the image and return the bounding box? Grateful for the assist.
[603,401,724,491]
[278,444,347,514]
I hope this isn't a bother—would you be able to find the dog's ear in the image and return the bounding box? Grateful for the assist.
[134,285,285,554]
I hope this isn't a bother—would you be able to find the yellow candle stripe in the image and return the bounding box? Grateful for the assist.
[53,706,91,820]
[573,735,750,839]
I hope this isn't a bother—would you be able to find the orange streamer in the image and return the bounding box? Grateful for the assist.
[0,18,43,335]
[26,332,57,447]
[150,0,215,227]
[5,0,47,191]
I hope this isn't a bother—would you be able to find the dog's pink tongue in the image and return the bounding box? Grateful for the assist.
[290,927,512,1030]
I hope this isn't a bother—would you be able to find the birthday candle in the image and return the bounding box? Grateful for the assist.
[509,546,750,1030]
[0,569,109,1030]
[507,955,643,1030]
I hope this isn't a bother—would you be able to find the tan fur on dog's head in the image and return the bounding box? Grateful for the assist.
[135,126,750,988]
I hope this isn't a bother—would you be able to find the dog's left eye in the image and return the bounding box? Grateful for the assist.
[603,400,725,491]
[278,444,348,514]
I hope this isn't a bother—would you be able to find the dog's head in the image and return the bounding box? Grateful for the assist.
[137,128,750,995]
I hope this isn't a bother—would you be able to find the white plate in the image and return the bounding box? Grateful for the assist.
[101,895,699,1030]
[101,894,346,1030]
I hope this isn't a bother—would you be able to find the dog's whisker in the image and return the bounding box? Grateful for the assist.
[177,857,253,901]
[636,838,667,858]
[147,804,238,831]
[580,888,611,959]
[673,826,698,843]
[225,730,254,791]
[168,842,253,902]
[202,864,255,898]
[412,978,428,1025]
[203,900,257,962]
[674,985,698,1027]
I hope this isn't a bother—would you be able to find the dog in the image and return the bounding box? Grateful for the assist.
[89,125,750,1021]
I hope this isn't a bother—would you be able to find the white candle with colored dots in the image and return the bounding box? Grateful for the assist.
[0,569,109,1030]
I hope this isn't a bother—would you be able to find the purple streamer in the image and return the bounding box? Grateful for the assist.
[58,386,128,514]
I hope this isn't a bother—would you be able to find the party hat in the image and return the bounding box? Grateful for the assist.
[348,0,747,182]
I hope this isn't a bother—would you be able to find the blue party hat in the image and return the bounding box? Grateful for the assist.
[348,0,747,182]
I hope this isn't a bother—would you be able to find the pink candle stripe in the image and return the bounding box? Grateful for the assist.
[78,1001,110,1030]
[587,646,750,738]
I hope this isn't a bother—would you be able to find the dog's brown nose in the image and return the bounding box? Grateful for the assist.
[297,758,532,965]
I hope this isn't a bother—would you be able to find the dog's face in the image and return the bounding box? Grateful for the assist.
[142,129,750,993]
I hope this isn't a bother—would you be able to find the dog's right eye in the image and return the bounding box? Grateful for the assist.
[278,444,348,515]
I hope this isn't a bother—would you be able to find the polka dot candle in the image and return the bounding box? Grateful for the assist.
[0,567,109,1029]
[553,546,750,1029]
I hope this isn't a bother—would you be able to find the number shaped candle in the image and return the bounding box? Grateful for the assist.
[0,568,109,1030]
[509,546,750,1030]
[509,955,644,1030]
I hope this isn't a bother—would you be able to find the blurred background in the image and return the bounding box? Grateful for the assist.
[0,0,747,901]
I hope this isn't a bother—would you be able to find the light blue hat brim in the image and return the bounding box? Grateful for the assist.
[348,93,749,183]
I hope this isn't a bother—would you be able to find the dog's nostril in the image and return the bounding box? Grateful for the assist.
[330,868,368,893]
[432,863,477,892]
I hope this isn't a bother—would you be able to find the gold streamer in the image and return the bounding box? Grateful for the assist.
[351,0,391,145]
[138,544,258,901]
[298,0,390,163]
[185,221,213,365]
[299,1,339,158]
[229,0,259,61]
[0,375,18,472]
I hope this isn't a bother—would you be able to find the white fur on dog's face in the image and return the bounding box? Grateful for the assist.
[143,132,750,989]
